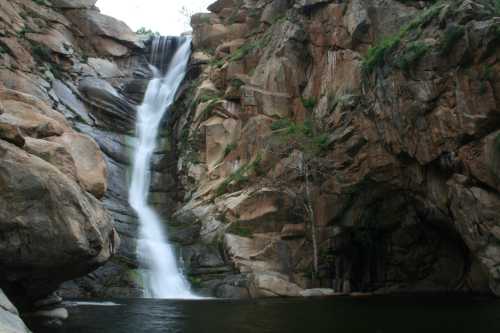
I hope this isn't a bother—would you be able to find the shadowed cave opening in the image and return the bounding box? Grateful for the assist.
[319,193,490,295]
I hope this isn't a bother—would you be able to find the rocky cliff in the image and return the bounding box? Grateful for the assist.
[1,0,500,328]
[166,0,500,298]
[0,0,162,329]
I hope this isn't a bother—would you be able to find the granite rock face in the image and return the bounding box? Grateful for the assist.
[0,0,157,328]
[166,0,500,297]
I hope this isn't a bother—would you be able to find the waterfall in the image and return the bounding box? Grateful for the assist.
[129,36,196,299]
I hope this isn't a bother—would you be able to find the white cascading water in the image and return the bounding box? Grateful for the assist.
[129,36,196,299]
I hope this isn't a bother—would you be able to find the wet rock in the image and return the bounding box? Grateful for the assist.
[78,77,136,131]
[300,289,336,297]
[32,308,68,320]
[251,273,303,297]
[33,294,63,308]
[52,80,93,125]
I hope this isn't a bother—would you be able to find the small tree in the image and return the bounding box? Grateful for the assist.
[266,118,330,281]
[136,27,160,38]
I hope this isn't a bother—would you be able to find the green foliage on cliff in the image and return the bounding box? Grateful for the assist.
[362,2,443,74]
[494,0,500,15]
[395,41,430,71]
[301,97,317,111]
[17,26,34,38]
[188,276,203,288]
[32,0,50,6]
[271,119,329,156]
[362,35,401,74]
[224,143,238,158]
[200,97,221,119]
[227,223,253,238]
[31,43,52,63]
[215,155,263,197]
[439,24,465,55]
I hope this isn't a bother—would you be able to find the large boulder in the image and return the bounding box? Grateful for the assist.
[48,132,108,199]
[0,140,119,301]
[64,9,143,49]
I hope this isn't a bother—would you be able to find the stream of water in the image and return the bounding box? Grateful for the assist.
[128,36,196,299]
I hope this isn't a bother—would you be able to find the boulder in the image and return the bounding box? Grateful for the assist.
[48,132,108,199]
[65,9,143,49]
[0,99,66,138]
[251,272,303,297]
[0,140,118,300]
[24,137,78,182]
[26,28,74,56]
[300,288,336,297]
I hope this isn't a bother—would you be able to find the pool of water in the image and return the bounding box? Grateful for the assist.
[34,296,500,333]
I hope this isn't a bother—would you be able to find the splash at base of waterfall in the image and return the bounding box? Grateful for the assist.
[128,36,197,299]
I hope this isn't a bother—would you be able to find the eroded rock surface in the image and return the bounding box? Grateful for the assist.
[167,0,500,297]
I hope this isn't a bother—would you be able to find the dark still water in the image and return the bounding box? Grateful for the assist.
[36,296,500,333]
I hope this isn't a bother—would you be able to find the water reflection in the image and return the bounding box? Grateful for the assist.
[36,296,500,333]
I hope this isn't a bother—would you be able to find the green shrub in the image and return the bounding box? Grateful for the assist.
[271,118,329,155]
[228,43,255,62]
[188,276,203,288]
[223,142,237,158]
[301,96,317,111]
[362,2,444,74]
[230,78,245,88]
[362,35,401,74]
[271,118,293,131]
[395,41,430,71]
[210,58,225,68]
[17,26,33,38]
[439,24,465,55]
[200,97,220,118]
[227,224,253,238]
[215,164,250,197]
[32,0,49,6]
[198,93,221,104]
[31,43,52,63]
[136,27,160,37]
[215,155,263,196]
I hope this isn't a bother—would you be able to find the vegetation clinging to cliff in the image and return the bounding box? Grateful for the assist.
[362,2,444,74]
